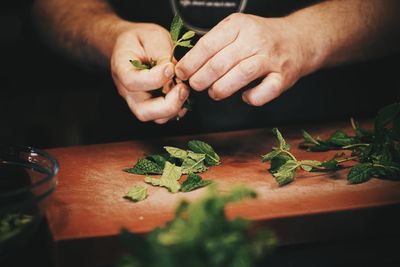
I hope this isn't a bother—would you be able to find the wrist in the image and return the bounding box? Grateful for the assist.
[284,13,328,77]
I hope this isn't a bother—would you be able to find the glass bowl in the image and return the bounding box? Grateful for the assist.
[0,145,59,261]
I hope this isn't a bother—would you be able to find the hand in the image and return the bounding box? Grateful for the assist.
[175,13,312,106]
[111,23,189,123]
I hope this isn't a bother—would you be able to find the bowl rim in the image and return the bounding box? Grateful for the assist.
[0,145,59,199]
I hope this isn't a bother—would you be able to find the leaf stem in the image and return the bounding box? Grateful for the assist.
[342,143,369,149]
[337,156,358,163]
[280,149,297,162]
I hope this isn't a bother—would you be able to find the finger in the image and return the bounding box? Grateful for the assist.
[208,55,268,101]
[113,45,174,92]
[242,72,285,106]
[140,29,173,63]
[154,108,188,124]
[118,59,175,92]
[162,80,174,94]
[189,41,255,91]
[127,83,190,122]
[175,18,239,81]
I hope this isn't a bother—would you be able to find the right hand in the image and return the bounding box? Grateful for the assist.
[111,23,189,124]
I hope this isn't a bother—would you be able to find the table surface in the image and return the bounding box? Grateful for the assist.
[45,121,400,266]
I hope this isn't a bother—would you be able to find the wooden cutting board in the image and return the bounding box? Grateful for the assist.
[45,121,400,267]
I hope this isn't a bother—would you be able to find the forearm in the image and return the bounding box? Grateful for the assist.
[33,0,133,67]
[287,0,400,75]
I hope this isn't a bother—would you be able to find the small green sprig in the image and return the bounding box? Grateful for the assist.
[262,128,355,186]
[117,185,275,267]
[129,15,195,112]
[262,102,400,186]
[169,15,195,62]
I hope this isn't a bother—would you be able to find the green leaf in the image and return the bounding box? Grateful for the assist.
[129,59,149,70]
[181,152,208,174]
[124,185,148,202]
[374,102,400,132]
[0,214,33,242]
[170,14,184,42]
[164,146,188,159]
[146,154,169,169]
[272,160,298,185]
[181,30,195,40]
[180,173,212,192]
[272,128,290,150]
[302,130,320,145]
[117,186,275,267]
[347,163,374,184]
[187,140,221,166]
[327,130,356,147]
[372,161,400,180]
[320,153,343,171]
[124,158,163,175]
[269,154,292,174]
[144,162,182,193]
[177,40,193,48]
[300,160,322,172]
[261,149,281,162]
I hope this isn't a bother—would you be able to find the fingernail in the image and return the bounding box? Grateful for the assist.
[175,68,186,80]
[179,86,189,101]
[164,64,174,78]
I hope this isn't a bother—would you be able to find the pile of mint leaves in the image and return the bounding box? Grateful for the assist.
[262,102,400,186]
[123,140,220,202]
[117,185,275,267]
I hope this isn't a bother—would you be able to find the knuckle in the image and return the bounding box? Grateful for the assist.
[208,59,226,77]
[199,36,215,53]
[228,12,244,21]
[238,60,259,78]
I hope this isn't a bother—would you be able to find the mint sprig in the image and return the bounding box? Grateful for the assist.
[263,102,400,186]
[117,185,275,267]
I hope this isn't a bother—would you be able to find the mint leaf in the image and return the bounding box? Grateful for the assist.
[181,31,195,40]
[269,154,292,174]
[181,152,208,174]
[300,160,322,172]
[261,149,281,162]
[348,163,374,184]
[302,130,320,145]
[187,140,221,166]
[177,40,193,48]
[374,102,400,132]
[118,185,275,267]
[272,128,290,150]
[327,130,357,147]
[164,146,188,159]
[129,59,149,70]
[124,185,148,202]
[272,160,298,185]
[0,214,33,242]
[180,173,212,192]
[170,14,184,42]
[124,158,163,175]
[144,162,182,193]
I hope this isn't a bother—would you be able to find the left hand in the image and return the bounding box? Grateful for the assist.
[175,13,312,106]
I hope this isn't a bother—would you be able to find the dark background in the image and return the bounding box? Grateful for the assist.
[1,2,400,267]
[0,1,399,150]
